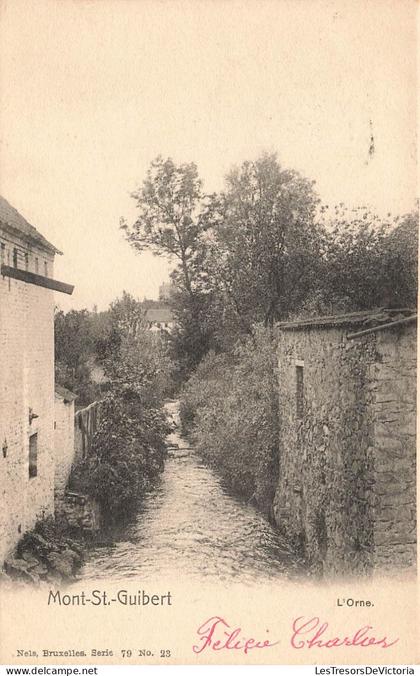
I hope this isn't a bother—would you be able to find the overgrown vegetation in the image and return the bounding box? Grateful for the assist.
[4,517,85,584]
[122,152,417,511]
[70,390,169,521]
[122,153,418,378]
[66,292,173,521]
[55,291,174,406]
[180,327,279,516]
[54,308,103,407]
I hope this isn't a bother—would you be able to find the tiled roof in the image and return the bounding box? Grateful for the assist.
[0,195,61,255]
[145,307,174,323]
[277,308,416,331]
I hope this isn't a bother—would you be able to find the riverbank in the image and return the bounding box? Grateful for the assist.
[2,400,173,588]
[76,400,302,585]
[2,517,86,586]
[3,400,303,588]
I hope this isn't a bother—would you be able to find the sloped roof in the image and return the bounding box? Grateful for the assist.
[277,308,416,331]
[145,307,174,323]
[55,385,78,402]
[0,195,62,255]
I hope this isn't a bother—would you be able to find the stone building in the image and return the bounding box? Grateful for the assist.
[273,309,417,577]
[0,196,73,564]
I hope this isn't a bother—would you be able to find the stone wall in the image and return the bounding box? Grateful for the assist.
[369,326,417,570]
[273,320,416,577]
[0,230,56,563]
[74,400,102,464]
[60,491,101,532]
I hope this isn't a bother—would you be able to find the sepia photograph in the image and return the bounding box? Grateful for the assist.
[0,0,417,667]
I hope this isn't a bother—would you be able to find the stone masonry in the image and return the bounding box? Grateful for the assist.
[370,327,417,569]
[273,310,416,577]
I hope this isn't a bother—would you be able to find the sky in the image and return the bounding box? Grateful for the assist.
[0,0,417,311]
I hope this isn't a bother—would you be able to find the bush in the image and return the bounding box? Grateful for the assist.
[180,326,279,516]
[63,291,175,524]
[70,390,170,521]
[69,320,173,522]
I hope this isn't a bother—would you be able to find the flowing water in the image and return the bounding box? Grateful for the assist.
[78,401,300,585]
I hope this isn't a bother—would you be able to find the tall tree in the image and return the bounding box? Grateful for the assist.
[318,206,418,312]
[122,157,215,379]
[100,291,174,403]
[109,290,147,340]
[202,153,321,329]
[54,308,98,404]
[54,308,94,371]
[121,156,204,298]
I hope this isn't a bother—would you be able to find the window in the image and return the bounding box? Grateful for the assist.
[13,248,18,268]
[296,363,304,420]
[44,261,48,277]
[35,257,39,274]
[25,253,29,271]
[29,433,38,478]
[0,242,5,264]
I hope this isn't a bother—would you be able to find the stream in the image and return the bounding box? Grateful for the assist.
[78,401,300,585]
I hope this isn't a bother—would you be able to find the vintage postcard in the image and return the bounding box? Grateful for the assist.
[0,0,418,668]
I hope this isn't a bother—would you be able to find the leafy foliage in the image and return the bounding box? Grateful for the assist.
[102,292,175,403]
[65,292,174,520]
[180,327,279,516]
[55,290,175,404]
[71,390,170,520]
[168,288,217,382]
[124,154,418,385]
[54,308,103,406]
[122,156,218,382]
[121,156,205,297]
[120,153,417,521]
[201,153,322,331]
[318,207,418,312]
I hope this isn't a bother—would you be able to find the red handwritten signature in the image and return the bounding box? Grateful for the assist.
[192,616,278,655]
[291,616,399,649]
[192,616,399,654]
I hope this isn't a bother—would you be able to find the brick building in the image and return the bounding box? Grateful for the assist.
[274,309,417,577]
[0,196,73,563]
